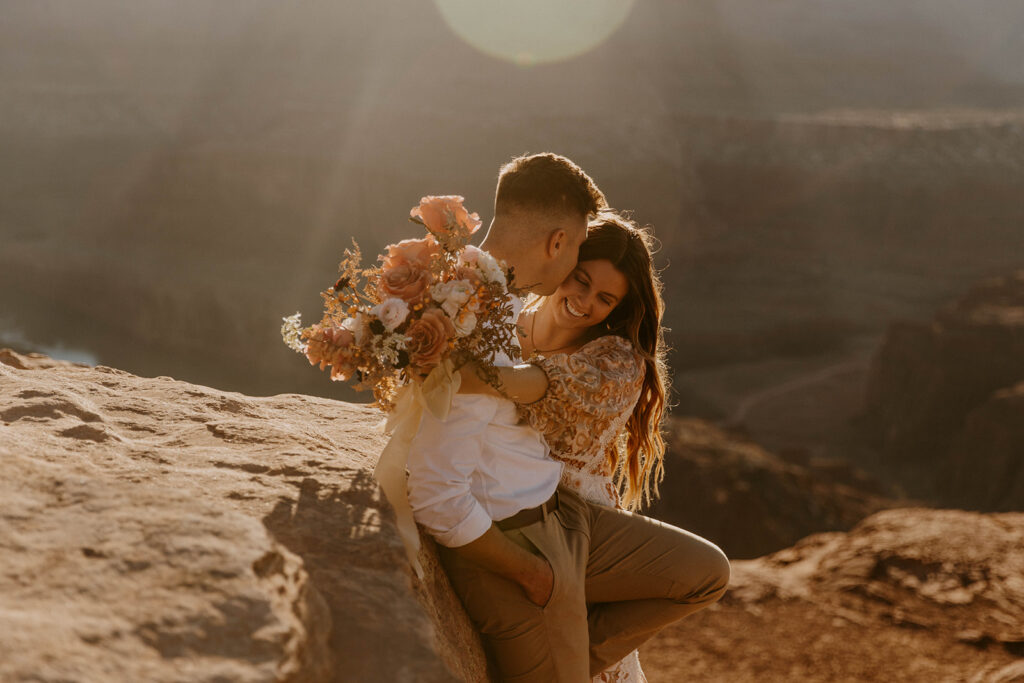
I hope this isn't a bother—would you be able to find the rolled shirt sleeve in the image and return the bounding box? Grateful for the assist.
[407,393,559,548]
[407,396,497,547]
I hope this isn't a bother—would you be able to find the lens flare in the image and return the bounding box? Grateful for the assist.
[434,0,636,67]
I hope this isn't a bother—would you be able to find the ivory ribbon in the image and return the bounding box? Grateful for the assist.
[374,358,460,579]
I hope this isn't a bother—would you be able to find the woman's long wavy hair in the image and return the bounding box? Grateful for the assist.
[576,210,669,511]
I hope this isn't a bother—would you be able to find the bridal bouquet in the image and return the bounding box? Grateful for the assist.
[282,195,519,578]
[281,195,519,410]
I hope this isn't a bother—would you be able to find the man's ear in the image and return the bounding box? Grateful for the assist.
[546,229,567,258]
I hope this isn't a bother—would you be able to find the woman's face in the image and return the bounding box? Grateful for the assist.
[549,258,629,331]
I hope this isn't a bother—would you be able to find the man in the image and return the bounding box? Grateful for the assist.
[407,153,729,681]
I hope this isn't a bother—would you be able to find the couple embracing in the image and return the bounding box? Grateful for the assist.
[406,153,730,682]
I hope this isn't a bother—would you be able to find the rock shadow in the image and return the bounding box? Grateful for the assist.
[263,473,454,682]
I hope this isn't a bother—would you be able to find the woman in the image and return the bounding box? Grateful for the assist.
[460,210,669,682]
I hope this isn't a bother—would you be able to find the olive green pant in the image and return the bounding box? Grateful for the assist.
[438,487,731,682]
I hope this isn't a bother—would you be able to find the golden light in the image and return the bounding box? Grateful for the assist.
[434,0,637,67]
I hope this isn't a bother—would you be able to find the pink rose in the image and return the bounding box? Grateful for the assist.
[405,307,456,372]
[378,262,432,304]
[382,236,440,271]
[411,196,482,242]
[304,325,357,381]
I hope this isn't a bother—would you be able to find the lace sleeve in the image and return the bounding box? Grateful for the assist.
[517,335,644,456]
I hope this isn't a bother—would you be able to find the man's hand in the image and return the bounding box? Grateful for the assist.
[520,554,554,607]
[453,524,555,607]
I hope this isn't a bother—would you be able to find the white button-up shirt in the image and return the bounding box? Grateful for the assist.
[406,298,563,547]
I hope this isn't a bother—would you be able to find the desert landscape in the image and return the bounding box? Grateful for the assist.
[2,1,1023,681]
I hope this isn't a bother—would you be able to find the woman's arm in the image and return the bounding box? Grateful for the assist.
[457,362,548,404]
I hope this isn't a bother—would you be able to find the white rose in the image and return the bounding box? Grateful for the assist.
[370,297,410,332]
[440,299,459,320]
[452,310,477,337]
[474,250,507,287]
[432,279,474,316]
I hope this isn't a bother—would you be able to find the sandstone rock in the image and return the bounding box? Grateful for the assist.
[0,349,489,683]
[734,508,1024,644]
[649,417,897,559]
[643,507,1024,682]
[9,346,1023,683]
[941,381,1024,511]
[863,270,1024,463]
[0,347,82,370]
[972,661,1024,683]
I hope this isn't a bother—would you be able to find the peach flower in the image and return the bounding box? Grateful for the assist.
[405,307,456,372]
[381,236,440,271]
[411,196,482,241]
[378,262,432,304]
[304,325,357,381]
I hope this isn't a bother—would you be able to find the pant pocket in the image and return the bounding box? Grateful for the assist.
[504,526,559,610]
[516,519,591,680]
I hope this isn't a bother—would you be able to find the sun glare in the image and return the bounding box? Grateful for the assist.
[433,0,636,67]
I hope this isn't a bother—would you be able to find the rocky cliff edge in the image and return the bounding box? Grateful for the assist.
[0,349,489,683]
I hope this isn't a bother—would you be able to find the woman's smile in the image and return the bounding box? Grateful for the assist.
[564,298,587,319]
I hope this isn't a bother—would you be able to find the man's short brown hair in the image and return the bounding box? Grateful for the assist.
[495,153,607,218]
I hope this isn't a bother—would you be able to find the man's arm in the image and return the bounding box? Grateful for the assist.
[454,524,554,607]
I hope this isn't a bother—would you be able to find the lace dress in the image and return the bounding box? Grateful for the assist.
[517,334,648,683]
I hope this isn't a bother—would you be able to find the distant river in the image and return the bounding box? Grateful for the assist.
[0,324,99,366]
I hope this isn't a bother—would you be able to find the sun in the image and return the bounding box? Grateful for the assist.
[434,0,637,67]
